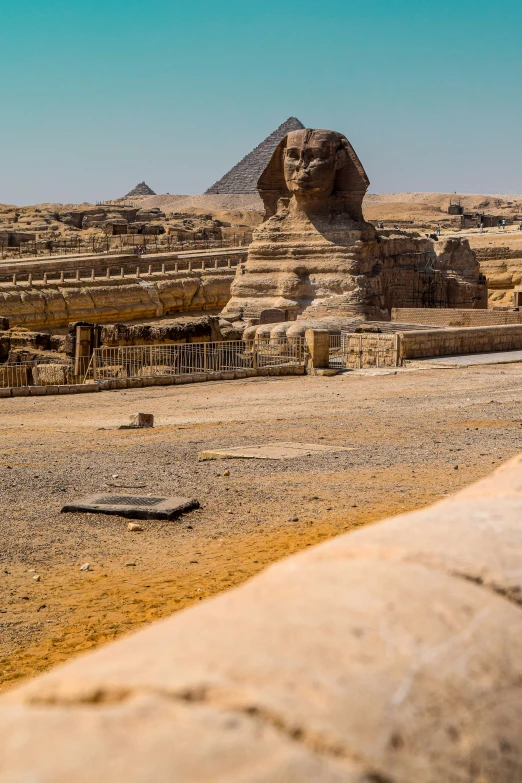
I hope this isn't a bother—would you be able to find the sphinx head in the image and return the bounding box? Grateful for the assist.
[258,127,370,220]
[283,129,348,201]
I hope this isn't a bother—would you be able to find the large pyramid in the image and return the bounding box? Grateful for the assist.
[124,181,156,198]
[205,117,305,195]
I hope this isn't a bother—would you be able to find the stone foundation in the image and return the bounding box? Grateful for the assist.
[0,271,234,330]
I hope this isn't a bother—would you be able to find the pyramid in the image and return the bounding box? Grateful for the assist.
[124,181,156,198]
[205,117,305,195]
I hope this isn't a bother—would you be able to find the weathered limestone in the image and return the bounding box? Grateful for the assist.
[0,271,235,329]
[304,327,329,370]
[222,128,487,324]
[392,307,522,327]
[128,412,154,428]
[2,457,522,780]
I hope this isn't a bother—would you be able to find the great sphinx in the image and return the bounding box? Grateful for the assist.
[221,128,487,326]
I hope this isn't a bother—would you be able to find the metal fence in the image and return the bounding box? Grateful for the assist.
[85,338,306,381]
[0,232,253,261]
[329,332,400,369]
[0,338,306,389]
[0,362,74,388]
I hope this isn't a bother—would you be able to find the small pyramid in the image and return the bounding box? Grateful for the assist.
[124,181,156,198]
[205,117,305,195]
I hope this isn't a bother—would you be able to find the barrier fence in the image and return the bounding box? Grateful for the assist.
[85,338,306,381]
[0,338,306,388]
[329,332,400,369]
[0,362,73,388]
[0,233,253,261]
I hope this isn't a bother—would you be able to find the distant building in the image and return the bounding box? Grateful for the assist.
[448,203,464,215]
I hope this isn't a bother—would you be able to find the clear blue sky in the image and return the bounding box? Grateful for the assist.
[1,0,521,204]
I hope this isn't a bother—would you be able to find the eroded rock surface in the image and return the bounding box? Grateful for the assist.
[2,457,522,780]
[223,128,487,322]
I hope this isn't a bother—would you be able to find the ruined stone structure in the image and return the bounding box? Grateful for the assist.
[205,117,305,195]
[222,128,487,323]
[0,252,242,330]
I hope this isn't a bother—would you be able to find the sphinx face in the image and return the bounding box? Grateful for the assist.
[283,130,347,201]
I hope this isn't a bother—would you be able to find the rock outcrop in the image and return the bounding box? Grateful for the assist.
[0,272,235,330]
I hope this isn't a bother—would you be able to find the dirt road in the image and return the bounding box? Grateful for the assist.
[2,365,522,690]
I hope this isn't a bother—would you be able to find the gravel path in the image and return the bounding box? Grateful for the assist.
[2,365,522,690]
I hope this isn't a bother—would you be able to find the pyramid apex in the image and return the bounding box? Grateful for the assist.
[123,182,156,198]
[205,117,305,195]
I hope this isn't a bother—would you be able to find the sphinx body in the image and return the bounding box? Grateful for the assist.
[222,129,487,323]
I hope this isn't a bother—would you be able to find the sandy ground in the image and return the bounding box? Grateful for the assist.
[2,365,522,691]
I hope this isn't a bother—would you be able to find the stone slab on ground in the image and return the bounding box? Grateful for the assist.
[198,442,355,461]
[406,349,522,367]
[61,494,199,521]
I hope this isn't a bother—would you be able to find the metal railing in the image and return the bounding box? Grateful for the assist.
[329,332,400,369]
[0,232,253,261]
[0,338,306,389]
[0,362,74,388]
[85,338,306,381]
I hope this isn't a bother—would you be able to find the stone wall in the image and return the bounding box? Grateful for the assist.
[398,324,522,360]
[0,270,235,330]
[3,456,522,779]
[331,333,399,369]
[392,307,522,327]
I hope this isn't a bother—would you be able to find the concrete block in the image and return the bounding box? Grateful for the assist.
[109,379,129,390]
[127,379,143,388]
[58,385,73,394]
[0,388,12,397]
[220,371,235,381]
[11,387,30,397]
[29,386,47,395]
[246,368,258,377]
[45,385,59,395]
[233,370,247,379]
